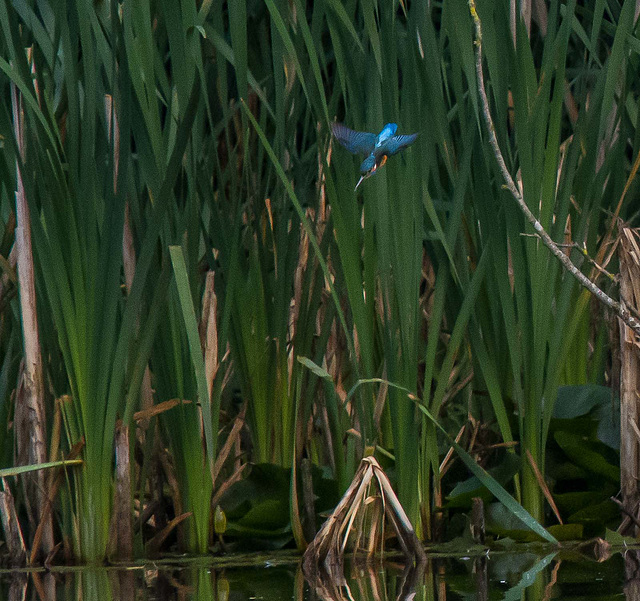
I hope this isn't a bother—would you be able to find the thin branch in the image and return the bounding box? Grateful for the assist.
[467,0,640,335]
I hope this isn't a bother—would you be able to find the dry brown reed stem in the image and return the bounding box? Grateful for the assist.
[29,437,84,564]
[510,0,531,43]
[158,449,185,549]
[618,227,640,534]
[210,463,248,510]
[109,421,133,561]
[525,449,563,525]
[212,409,245,483]
[470,497,485,544]
[0,478,26,566]
[301,458,317,543]
[200,271,221,402]
[145,512,193,557]
[105,93,144,561]
[467,0,640,335]
[107,93,156,439]
[583,150,640,287]
[10,78,53,557]
[210,412,248,526]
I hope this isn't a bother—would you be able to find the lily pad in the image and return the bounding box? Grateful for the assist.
[553,431,619,482]
[553,488,616,516]
[553,385,612,419]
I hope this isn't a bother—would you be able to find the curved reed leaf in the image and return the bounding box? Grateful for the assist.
[169,245,217,480]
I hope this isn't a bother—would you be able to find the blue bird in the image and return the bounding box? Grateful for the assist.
[331,122,418,190]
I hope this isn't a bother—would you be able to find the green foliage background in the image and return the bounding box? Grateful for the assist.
[0,0,637,561]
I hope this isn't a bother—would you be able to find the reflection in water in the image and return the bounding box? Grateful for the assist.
[0,551,631,600]
[624,549,640,599]
[305,561,424,601]
[7,572,26,601]
[474,555,488,601]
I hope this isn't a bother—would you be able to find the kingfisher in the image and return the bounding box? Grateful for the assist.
[331,122,418,191]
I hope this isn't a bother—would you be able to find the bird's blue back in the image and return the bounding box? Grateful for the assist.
[376,123,398,147]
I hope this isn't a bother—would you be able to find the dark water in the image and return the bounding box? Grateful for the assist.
[0,550,632,600]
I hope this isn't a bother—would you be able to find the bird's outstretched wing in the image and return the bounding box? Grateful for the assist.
[383,133,418,156]
[331,123,376,155]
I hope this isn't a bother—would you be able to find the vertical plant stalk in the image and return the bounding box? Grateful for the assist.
[108,93,155,424]
[617,226,640,535]
[169,246,218,482]
[474,554,489,601]
[29,437,84,564]
[109,421,133,560]
[470,497,485,544]
[510,0,532,43]
[0,478,26,566]
[104,94,135,561]
[10,81,53,557]
[467,0,640,335]
[123,205,155,421]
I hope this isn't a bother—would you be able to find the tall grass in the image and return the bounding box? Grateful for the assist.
[0,0,637,560]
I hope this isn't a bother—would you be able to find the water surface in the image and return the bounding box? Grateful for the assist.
[0,549,631,600]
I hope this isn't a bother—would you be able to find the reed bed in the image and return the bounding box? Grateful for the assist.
[0,0,637,562]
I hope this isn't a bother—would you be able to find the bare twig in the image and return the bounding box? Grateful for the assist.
[468,0,640,335]
[565,242,618,283]
[612,496,640,531]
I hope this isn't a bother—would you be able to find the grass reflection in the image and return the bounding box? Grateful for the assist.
[0,550,632,600]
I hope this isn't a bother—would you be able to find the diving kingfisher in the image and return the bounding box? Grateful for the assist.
[331,122,418,191]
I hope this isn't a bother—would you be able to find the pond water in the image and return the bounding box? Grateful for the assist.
[0,549,633,600]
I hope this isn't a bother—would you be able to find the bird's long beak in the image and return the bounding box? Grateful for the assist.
[354,175,365,191]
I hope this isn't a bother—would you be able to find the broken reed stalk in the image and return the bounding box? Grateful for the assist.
[108,421,133,561]
[470,497,485,544]
[467,0,640,335]
[0,478,26,567]
[617,227,640,534]
[303,456,426,578]
[10,78,53,557]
